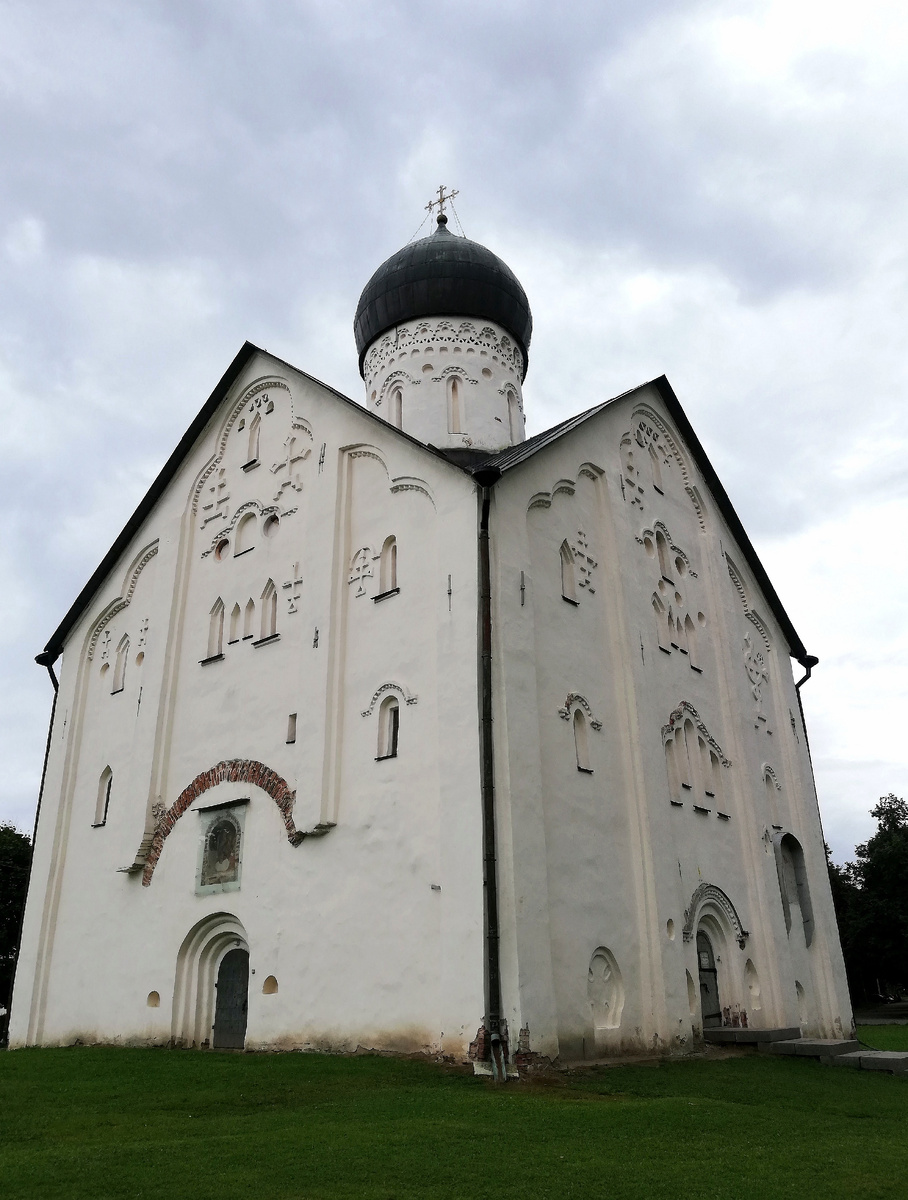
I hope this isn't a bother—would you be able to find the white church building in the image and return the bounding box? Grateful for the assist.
[11,204,852,1067]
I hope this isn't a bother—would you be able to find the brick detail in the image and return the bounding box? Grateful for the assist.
[142,758,299,886]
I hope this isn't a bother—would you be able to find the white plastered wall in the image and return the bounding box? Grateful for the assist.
[489,383,852,1062]
[11,352,486,1055]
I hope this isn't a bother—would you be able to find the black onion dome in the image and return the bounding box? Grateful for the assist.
[354,217,533,379]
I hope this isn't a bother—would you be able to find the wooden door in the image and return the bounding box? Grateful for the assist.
[213,948,249,1049]
[697,931,721,1028]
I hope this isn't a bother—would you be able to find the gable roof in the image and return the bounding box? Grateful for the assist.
[38,349,809,666]
[477,375,809,662]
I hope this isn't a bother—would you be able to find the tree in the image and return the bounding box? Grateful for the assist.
[0,823,32,1019]
[828,795,908,1003]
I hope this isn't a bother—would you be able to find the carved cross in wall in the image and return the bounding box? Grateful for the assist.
[426,183,459,218]
[348,547,373,597]
[283,563,303,614]
[100,630,111,661]
[744,633,768,717]
[201,468,230,526]
[571,530,598,593]
[270,436,310,501]
[138,618,149,648]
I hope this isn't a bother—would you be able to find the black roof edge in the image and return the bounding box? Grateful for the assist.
[477,374,809,664]
[39,342,476,664]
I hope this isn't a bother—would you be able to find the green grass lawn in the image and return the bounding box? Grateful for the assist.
[1,1046,906,1200]
[857,1024,908,1051]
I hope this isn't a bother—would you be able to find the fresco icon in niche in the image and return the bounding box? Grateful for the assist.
[196,804,247,895]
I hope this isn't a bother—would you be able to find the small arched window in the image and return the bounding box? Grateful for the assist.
[775,833,814,946]
[648,443,664,492]
[112,635,130,693]
[573,709,592,772]
[653,594,670,652]
[447,376,463,434]
[561,540,578,604]
[378,535,398,595]
[389,388,402,429]
[243,598,255,639]
[684,613,699,669]
[207,600,224,659]
[655,531,672,581]
[507,390,521,442]
[229,603,241,644]
[235,512,256,555]
[260,580,277,640]
[93,766,112,826]
[377,695,400,760]
[246,413,261,465]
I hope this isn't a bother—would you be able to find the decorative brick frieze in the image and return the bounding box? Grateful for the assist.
[142,758,301,886]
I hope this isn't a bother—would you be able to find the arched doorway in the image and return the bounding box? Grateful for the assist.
[213,948,249,1049]
[171,912,249,1048]
[697,930,721,1028]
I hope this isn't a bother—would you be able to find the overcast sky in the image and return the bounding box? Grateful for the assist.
[1,0,906,861]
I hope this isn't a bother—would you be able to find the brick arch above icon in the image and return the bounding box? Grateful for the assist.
[142,758,303,886]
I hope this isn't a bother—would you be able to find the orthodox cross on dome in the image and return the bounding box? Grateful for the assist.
[426,184,459,222]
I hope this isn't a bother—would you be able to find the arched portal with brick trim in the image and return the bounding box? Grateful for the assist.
[143,758,301,886]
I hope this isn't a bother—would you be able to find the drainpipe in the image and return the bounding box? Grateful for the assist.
[794,653,819,764]
[5,650,59,1042]
[475,468,506,1082]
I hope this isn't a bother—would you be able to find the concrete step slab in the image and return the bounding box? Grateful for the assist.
[825,1052,864,1068]
[763,1038,860,1057]
[705,1027,800,1045]
[858,1051,908,1073]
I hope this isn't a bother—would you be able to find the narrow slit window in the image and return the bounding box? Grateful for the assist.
[287,713,297,744]
[207,601,224,660]
[653,594,670,652]
[655,531,672,580]
[389,388,402,429]
[507,391,521,442]
[246,413,261,464]
[447,376,463,434]
[228,603,241,644]
[234,512,256,555]
[379,535,398,594]
[243,598,255,639]
[377,696,400,759]
[93,766,113,826]
[685,613,699,669]
[560,540,578,604]
[112,635,130,692]
[648,443,663,492]
[573,709,591,772]
[260,581,277,639]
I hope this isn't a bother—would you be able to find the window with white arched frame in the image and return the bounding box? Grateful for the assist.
[258,580,277,641]
[561,540,578,605]
[206,600,224,660]
[663,705,727,813]
[93,766,113,826]
[234,512,256,556]
[112,634,130,692]
[376,535,398,598]
[389,387,402,429]
[376,695,400,760]
[447,376,463,434]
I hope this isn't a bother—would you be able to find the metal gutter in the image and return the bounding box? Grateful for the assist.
[476,466,507,1081]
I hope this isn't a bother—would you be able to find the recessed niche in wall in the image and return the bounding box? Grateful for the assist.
[135,652,144,667]
[262,975,279,995]
[147,991,160,1008]
[100,663,109,678]
[666,919,675,940]
[482,367,492,378]
[263,514,280,537]
[215,539,230,560]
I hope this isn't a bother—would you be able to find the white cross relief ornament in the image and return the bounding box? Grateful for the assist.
[744,633,769,717]
[270,436,310,502]
[100,631,111,661]
[138,618,149,648]
[200,468,230,527]
[348,547,373,597]
[283,563,303,614]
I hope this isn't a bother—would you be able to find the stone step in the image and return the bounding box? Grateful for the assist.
[857,1051,908,1074]
[761,1038,861,1057]
[704,1027,800,1045]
